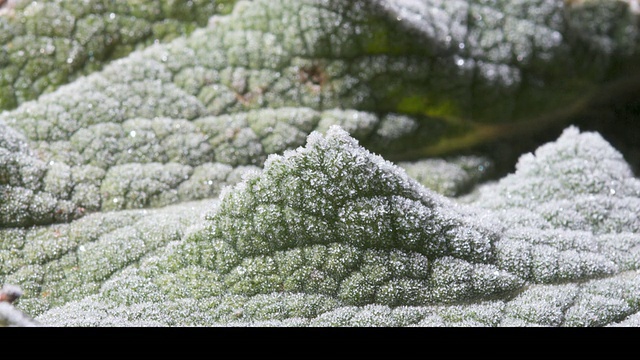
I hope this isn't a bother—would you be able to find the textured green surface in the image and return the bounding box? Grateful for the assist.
[31,126,640,326]
[0,0,234,111]
[1,0,640,326]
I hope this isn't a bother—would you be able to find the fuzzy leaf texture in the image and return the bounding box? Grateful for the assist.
[1,0,639,326]
[0,0,236,111]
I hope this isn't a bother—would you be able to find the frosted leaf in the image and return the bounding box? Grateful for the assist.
[16,125,640,326]
[1,0,639,327]
[400,156,493,196]
[31,125,517,326]
[473,128,640,271]
[0,0,225,111]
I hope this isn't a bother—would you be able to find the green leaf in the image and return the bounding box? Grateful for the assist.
[28,125,640,326]
[0,0,234,111]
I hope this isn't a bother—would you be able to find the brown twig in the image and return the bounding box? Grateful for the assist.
[0,284,23,304]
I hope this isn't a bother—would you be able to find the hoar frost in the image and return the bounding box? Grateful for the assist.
[2,0,640,327]
[30,125,640,326]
